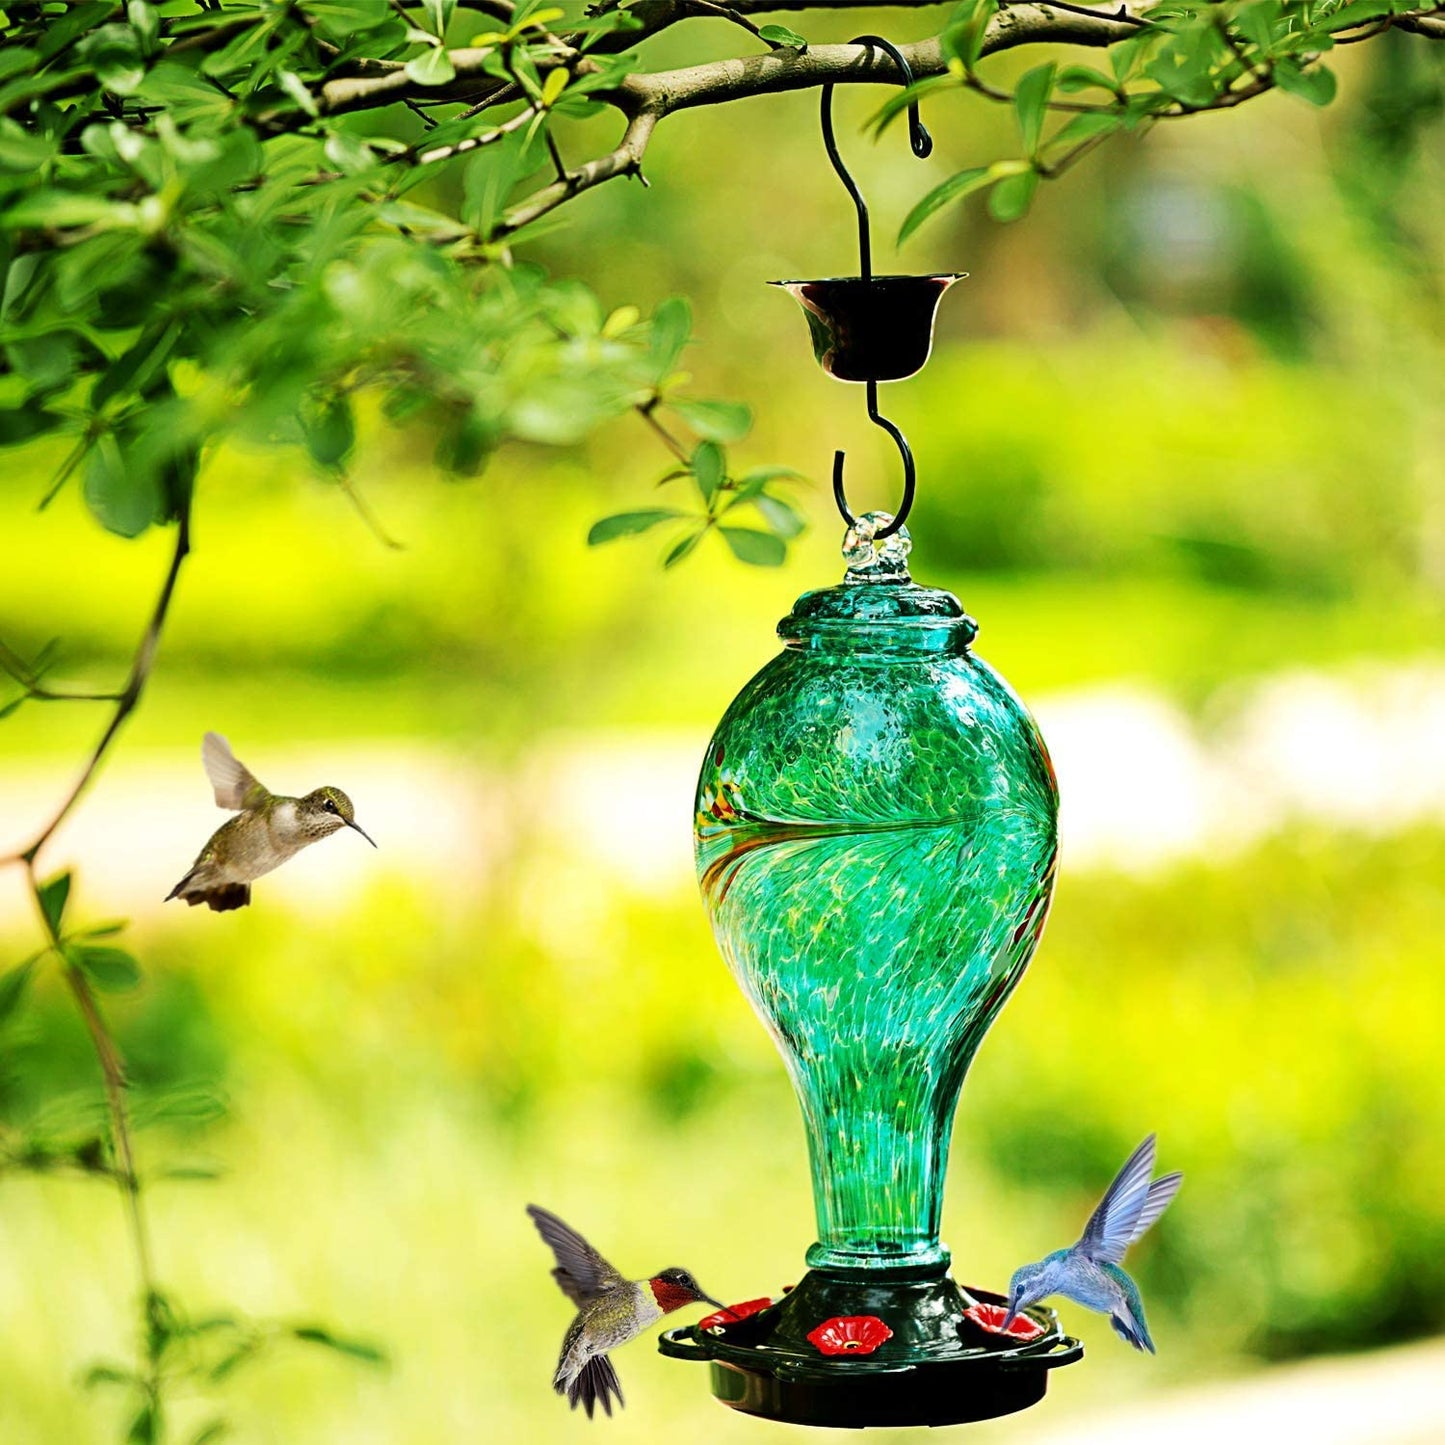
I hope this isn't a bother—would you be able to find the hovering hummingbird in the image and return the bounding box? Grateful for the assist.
[1003,1134,1183,1353]
[527,1204,723,1419]
[165,732,375,912]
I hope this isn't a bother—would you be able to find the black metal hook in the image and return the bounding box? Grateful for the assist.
[820,35,932,284]
[833,380,916,539]
[821,36,930,541]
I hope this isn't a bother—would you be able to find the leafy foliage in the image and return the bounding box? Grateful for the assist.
[0,0,1437,557]
[887,0,1441,236]
[2,869,382,1442]
[588,396,804,567]
[0,1,801,558]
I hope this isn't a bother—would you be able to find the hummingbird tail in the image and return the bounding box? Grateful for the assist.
[167,879,251,912]
[565,1354,624,1419]
[1110,1308,1155,1353]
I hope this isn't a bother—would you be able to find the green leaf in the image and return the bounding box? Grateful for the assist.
[1321,0,1394,30]
[750,493,806,539]
[1144,51,1218,108]
[868,75,954,136]
[422,0,456,39]
[127,1402,159,1445]
[539,66,568,108]
[0,401,66,445]
[189,1421,230,1445]
[720,527,787,567]
[1273,59,1337,105]
[128,3,160,51]
[1109,35,1150,84]
[670,398,752,443]
[79,921,129,938]
[6,331,83,392]
[735,465,804,490]
[82,1363,138,1390]
[301,394,355,470]
[758,23,808,50]
[38,872,71,935]
[587,510,686,545]
[691,440,726,503]
[0,118,56,172]
[1046,111,1124,149]
[72,945,142,993]
[0,48,37,84]
[1014,63,1056,156]
[434,408,496,476]
[290,1326,387,1365]
[376,200,470,238]
[0,961,35,1027]
[941,0,998,70]
[899,165,991,243]
[405,46,457,86]
[1056,65,1117,94]
[1,191,136,231]
[663,529,705,568]
[649,297,691,375]
[84,433,161,538]
[277,69,320,118]
[323,130,378,174]
[301,1,397,31]
[157,1162,226,1182]
[83,24,147,96]
[988,168,1039,222]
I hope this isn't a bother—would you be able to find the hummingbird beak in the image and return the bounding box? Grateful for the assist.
[1001,1296,1020,1330]
[347,819,378,848]
[699,1293,726,1311]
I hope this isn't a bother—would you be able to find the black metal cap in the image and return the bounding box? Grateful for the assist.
[771,274,964,382]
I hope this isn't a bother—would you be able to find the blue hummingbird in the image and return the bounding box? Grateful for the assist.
[1002,1134,1182,1353]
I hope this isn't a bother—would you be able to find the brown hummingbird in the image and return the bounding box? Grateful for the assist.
[527,1204,723,1419]
[165,732,375,912]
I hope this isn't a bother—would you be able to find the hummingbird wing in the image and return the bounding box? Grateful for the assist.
[1077,1134,1159,1264]
[527,1205,627,1304]
[202,732,270,811]
[1128,1170,1183,1244]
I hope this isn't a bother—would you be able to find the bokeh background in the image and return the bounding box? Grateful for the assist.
[2,7,1443,1442]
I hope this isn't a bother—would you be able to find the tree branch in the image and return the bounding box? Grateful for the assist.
[495,107,658,236]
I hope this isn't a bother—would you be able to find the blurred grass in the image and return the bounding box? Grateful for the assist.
[1,12,1443,1444]
[2,825,1442,1443]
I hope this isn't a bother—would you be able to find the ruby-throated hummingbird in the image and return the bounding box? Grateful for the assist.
[165,732,375,912]
[527,1204,723,1418]
[1003,1134,1183,1353]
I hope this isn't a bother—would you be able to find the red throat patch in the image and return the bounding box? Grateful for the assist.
[650,1278,697,1313]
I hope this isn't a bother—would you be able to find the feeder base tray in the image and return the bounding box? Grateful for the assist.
[659,1271,1082,1429]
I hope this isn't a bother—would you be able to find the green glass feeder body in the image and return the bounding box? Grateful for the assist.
[695,550,1058,1275]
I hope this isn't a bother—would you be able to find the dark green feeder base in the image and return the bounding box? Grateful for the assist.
[659,1271,1083,1429]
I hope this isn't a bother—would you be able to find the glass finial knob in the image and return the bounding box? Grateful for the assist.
[843,511,912,581]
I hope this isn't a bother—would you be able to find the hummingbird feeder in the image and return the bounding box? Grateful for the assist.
[657,38,1083,1427]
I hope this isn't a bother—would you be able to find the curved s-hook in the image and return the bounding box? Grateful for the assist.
[820,35,932,284]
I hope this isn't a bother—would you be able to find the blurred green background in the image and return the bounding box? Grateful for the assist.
[2,8,1443,1443]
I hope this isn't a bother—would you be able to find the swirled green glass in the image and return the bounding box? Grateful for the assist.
[695,546,1058,1275]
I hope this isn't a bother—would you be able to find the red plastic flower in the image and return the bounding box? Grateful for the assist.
[698,1297,773,1332]
[963,1302,1046,1342]
[807,1315,893,1357]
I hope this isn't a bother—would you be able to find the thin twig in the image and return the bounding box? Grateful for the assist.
[5,507,191,866]
[638,398,692,466]
[0,638,125,704]
[334,472,404,551]
[25,865,163,1413]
